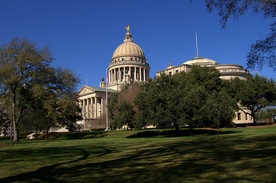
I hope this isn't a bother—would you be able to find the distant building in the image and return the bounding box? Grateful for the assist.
[156,56,250,80]
[156,55,253,125]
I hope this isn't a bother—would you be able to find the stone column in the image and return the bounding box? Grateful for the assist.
[111,69,114,83]
[136,67,139,81]
[139,67,142,81]
[126,67,129,76]
[108,70,111,84]
[85,99,88,118]
[95,97,98,118]
[87,98,90,118]
[101,97,104,116]
[134,67,136,81]
[116,68,118,81]
[82,99,86,116]
[143,68,146,81]
[90,97,93,119]
[79,100,82,110]
[98,97,102,118]
[91,98,93,118]
[110,69,112,83]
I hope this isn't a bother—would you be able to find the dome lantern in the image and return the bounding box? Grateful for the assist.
[124,25,133,42]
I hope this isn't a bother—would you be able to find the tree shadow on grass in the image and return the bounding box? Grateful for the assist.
[127,129,241,138]
[1,133,275,183]
[42,131,106,140]
[0,146,112,183]
[2,134,275,183]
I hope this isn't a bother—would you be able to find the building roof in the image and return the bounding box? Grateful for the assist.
[184,56,217,66]
[76,85,116,97]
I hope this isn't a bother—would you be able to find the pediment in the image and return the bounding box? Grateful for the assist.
[77,86,95,96]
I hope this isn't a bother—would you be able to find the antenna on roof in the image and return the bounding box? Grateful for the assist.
[86,74,88,85]
[195,32,199,57]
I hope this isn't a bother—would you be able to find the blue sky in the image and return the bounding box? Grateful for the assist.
[0,0,274,89]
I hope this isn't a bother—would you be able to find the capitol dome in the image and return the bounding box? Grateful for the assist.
[112,37,145,60]
[184,56,217,66]
[108,26,150,91]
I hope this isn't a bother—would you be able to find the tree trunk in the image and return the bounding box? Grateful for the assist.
[217,124,220,136]
[174,122,180,131]
[45,127,50,140]
[252,112,258,126]
[13,127,19,141]
[12,91,19,142]
[35,128,38,140]
[12,118,19,142]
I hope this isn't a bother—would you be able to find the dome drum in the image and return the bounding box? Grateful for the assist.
[107,65,150,90]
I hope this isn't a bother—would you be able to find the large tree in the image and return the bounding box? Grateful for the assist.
[0,38,52,141]
[199,0,276,71]
[135,66,236,130]
[201,90,237,134]
[135,73,183,130]
[28,67,81,139]
[0,38,80,141]
[109,83,140,129]
[224,75,276,125]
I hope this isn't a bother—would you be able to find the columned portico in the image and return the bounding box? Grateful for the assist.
[76,85,115,130]
[79,96,103,120]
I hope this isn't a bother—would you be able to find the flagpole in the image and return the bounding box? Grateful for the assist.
[195,32,199,57]
[105,68,109,131]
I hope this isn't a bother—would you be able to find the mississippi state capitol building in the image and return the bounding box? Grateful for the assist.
[76,26,253,130]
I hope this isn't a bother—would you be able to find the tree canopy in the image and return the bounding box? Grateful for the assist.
[223,75,276,125]
[110,66,238,130]
[197,0,276,71]
[0,38,80,141]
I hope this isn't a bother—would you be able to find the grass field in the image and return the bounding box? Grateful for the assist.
[0,126,275,183]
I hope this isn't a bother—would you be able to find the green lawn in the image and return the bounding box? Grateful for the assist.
[0,126,275,183]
